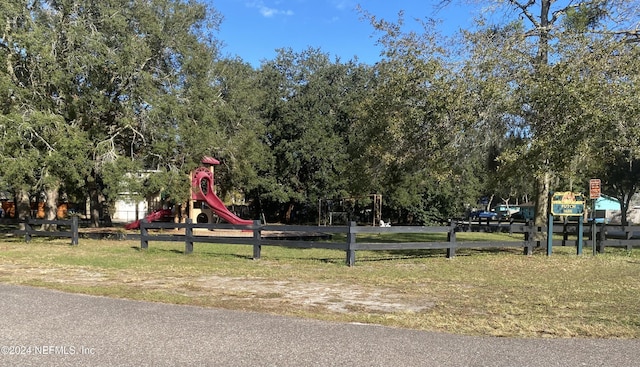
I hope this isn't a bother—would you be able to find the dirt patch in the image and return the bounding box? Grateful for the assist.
[0,263,432,314]
[190,275,431,313]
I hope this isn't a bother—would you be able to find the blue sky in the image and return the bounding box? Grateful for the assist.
[208,1,482,67]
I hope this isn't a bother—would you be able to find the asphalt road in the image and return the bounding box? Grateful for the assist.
[0,284,638,367]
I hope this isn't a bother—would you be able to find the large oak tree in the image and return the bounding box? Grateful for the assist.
[1,0,222,225]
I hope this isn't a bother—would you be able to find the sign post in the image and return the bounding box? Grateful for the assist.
[589,179,601,256]
[548,191,586,255]
[550,192,586,217]
[589,179,601,200]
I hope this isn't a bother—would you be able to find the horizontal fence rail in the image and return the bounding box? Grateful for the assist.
[139,220,543,266]
[595,225,640,252]
[543,223,640,254]
[12,217,79,245]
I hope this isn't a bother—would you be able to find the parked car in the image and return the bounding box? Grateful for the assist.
[587,217,609,224]
[469,210,498,220]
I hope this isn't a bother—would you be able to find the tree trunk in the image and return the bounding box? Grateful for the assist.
[537,0,551,65]
[15,189,31,230]
[102,202,113,227]
[534,171,551,240]
[285,201,294,223]
[177,203,186,223]
[43,183,60,231]
[621,192,633,228]
[89,188,101,228]
[486,194,495,211]
[532,0,552,238]
[87,173,101,228]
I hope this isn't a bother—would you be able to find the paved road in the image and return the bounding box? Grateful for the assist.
[0,284,638,367]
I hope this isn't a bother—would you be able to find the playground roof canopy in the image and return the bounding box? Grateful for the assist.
[202,156,220,165]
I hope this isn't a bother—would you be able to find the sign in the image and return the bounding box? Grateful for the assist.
[550,191,585,216]
[589,179,601,199]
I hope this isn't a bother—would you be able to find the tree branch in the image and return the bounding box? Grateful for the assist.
[507,0,540,28]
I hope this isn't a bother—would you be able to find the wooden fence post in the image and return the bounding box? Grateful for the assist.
[25,219,32,243]
[576,216,583,255]
[447,221,456,258]
[184,218,194,254]
[140,219,149,249]
[561,221,568,247]
[589,220,595,255]
[346,222,356,266]
[71,216,79,245]
[524,221,534,255]
[597,223,606,254]
[252,220,262,260]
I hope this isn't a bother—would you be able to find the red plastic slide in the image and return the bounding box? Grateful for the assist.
[201,188,253,225]
[192,169,253,226]
[124,209,172,230]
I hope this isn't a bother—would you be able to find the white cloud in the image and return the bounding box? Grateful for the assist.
[247,1,294,18]
[330,0,355,11]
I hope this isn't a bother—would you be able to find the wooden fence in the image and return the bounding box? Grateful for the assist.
[13,217,79,245]
[541,221,640,255]
[590,224,640,252]
[140,219,539,266]
[4,217,637,264]
[6,217,640,266]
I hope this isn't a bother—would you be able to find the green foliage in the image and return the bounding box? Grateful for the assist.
[0,0,222,223]
[255,48,370,221]
[2,0,639,227]
[563,3,609,32]
[209,58,273,197]
[581,39,640,224]
[350,11,486,222]
[143,168,190,205]
[455,0,640,223]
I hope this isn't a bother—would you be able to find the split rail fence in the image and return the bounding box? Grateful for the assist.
[12,217,79,245]
[140,220,539,266]
[5,217,638,265]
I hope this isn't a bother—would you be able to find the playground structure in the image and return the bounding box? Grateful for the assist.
[124,209,172,230]
[125,157,252,229]
[189,157,252,226]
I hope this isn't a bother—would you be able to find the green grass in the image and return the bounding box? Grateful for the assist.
[0,233,639,339]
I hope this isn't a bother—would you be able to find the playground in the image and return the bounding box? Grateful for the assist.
[3,159,640,337]
[3,157,640,339]
[124,157,253,230]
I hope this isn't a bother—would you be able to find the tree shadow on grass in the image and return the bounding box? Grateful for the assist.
[358,247,528,261]
[378,249,450,259]
[130,246,184,255]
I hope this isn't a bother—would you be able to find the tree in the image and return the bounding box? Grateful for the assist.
[207,57,272,213]
[459,21,538,210]
[354,9,485,223]
[441,0,640,227]
[584,39,640,225]
[256,48,369,223]
[1,0,223,226]
[597,152,640,226]
[0,1,94,224]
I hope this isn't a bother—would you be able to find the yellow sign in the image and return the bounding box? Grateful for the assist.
[550,191,585,216]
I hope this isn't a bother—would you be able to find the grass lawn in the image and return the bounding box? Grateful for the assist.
[0,231,639,339]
